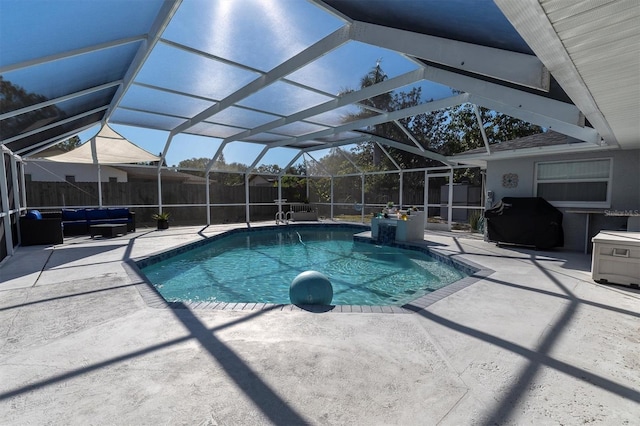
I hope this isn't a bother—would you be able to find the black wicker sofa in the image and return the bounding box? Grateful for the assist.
[61,208,136,236]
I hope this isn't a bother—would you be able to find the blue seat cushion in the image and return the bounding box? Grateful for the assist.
[62,209,87,221]
[107,208,129,219]
[86,209,110,220]
[26,210,42,220]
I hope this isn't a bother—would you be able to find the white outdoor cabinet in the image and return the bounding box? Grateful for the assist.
[591,232,640,287]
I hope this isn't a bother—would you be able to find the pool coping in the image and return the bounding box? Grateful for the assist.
[124,223,494,314]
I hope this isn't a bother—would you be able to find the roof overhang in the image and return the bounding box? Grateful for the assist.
[494,0,640,150]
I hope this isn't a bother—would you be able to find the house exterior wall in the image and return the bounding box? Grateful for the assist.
[24,160,128,183]
[485,149,640,252]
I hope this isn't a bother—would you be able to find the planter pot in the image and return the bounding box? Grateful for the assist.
[157,219,169,230]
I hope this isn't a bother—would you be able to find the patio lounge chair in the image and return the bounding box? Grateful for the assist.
[19,210,64,246]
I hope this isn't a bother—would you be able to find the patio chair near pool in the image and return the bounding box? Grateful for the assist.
[19,210,64,246]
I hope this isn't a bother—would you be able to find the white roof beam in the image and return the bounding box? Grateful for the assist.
[116,106,194,122]
[172,24,353,135]
[417,64,598,142]
[132,81,217,103]
[204,141,229,174]
[279,151,305,177]
[161,38,339,100]
[103,0,183,122]
[294,133,448,167]
[246,145,271,173]
[0,35,147,74]
[468,94,600,143]
[421,64,581,125]
[335,146,363,174]
[393,119,425,152]
[265,93,469,149]
[309,0,352,23]
[351,20,550,91]
[15,122,97,156]
[4,106,108,145]
[220,68,424,145]
[304,152,334,178]
[0,81,121,121]
[376,143,402,171]
[473,105,491,155]
[367,134,452,166]
[301,136,370,153]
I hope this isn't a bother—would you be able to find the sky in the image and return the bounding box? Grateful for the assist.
[55,0,456,170]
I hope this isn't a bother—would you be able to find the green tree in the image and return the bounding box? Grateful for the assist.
[0,76,64,143]
[439,104,542,156]
[254,164,282,175]
[437,104,542,184]
[330,61,544,196]
[177,155,242,184]
[178,157,209,170]
[177,157,209,178]
[55,135,82,152]
[342,61,394,166]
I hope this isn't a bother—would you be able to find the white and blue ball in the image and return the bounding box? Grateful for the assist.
[289,270,333,305]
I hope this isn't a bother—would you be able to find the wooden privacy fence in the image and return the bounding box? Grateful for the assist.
[25,181,310,206]
[25,180,473,226]
[25,181,306,225]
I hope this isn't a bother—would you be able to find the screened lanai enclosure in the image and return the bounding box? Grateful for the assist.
[2,0,638,261]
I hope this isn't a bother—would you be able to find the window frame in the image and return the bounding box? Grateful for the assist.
[533,157,613,208]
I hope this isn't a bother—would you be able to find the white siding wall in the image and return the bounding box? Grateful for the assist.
[24,160,128,183]
[486,149,640,251]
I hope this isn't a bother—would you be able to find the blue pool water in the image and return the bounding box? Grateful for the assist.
[141,227,467,306]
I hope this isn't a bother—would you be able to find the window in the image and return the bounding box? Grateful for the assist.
[65,175,75,183]
[24,174,32,182]
[109,177,117,183]
[534,158,612,208]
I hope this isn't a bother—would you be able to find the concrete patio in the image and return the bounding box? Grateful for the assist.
[1,223,638,425]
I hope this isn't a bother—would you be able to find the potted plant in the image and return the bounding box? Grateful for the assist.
[468,210,482,233]
[152,211,170,230]
[384,201,395,215]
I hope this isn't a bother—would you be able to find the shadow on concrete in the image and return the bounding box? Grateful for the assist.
[168,303,309,424]
[438,240,567,264]
[121,229,156,261]
[409,255,640,425]
[197,225,212,240]
[481,275,640,319]
[43,243,128,269]
[505,246,593,273]
[0,243,128,284]
[0,246,54,285]
[0,282,143,312]
[0,303,309,424]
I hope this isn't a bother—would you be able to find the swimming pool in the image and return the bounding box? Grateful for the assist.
[139,225,468,306]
